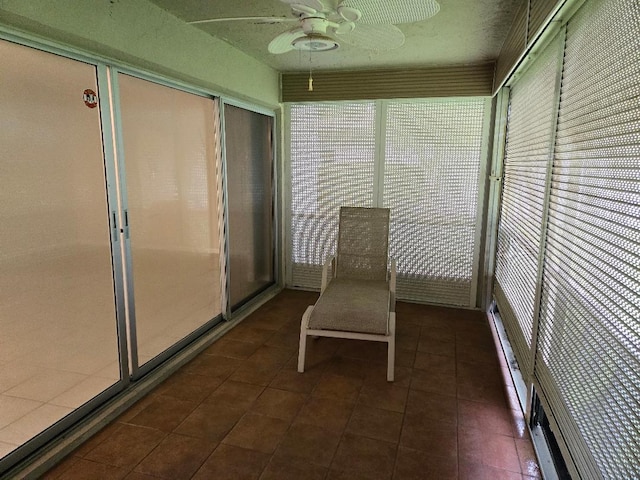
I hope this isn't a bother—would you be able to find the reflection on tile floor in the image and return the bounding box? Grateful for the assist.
[45,289,542,479]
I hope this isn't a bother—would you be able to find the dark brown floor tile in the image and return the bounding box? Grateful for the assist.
[274,422,341,467]
[83,424,166,469]
[225,325,275,344]
[294,396,354,433]
[312,373,363,402]
[174,403,245,441]
[230,363,282,387]
[456,342,501,366]
[183,354,242,379]
[204,337,261,359]
[405,389,458,424]
[458,398,516,437]
[459,461,523,480]
[261,456,327,480]
[459,427,521,473]
[115,394,158,423]
[395,348,416,368]
[71,421,121,458]
[331,433,397,478]
[457,378,509,408]
[346,404,403,444]
[413,351,456,376]
[410,368,457,396]
[324,356,371,379]
[364,365,412,389]
[419,325,457,343]
[203,379,264,410]
[124,472,161,480]
[395,334,418,352]
[43,290,540,480]
[251,387,307,421]
[125,396,198,432]
[192,444,270,480]
[247,345,295,369]
[358,384,408,413]
[417,336,456,357]
[336,340,388,364]
[152,371,224,403]
[222,413,290,454]
[301,337,343,370]
[515,438,542,478]
[395,322,420,338]
[265,330,300,350]
[133,433,215,479]
[269,368,323,394]
[457,359,503,387]
[400,414,458,459]
[394,446,457,480]
[54,458,129,480]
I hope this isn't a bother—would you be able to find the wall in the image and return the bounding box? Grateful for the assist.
[0,0,280,107]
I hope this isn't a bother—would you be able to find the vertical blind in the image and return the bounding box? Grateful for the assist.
[494,32,563,376]
[494,0,640,477]
[288,99,490,306]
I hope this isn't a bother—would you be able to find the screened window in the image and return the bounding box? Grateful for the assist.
[493,32,564,375]
[288,102,376,288]
[533,0,640,476]
[493,0,640,477]
[287,99,490,306]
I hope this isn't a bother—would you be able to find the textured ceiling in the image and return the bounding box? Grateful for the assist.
[148,0,521,72]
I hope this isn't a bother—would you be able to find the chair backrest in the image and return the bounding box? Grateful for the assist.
[336,206,390,281]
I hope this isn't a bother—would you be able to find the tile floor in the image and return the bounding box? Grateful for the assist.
[44,289,541,479]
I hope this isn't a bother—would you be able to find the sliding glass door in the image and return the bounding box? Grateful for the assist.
[0,40,124,467]
[117,74,224,373]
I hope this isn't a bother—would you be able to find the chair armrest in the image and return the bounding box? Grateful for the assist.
[389,259,396,313]
[321,255,336,293]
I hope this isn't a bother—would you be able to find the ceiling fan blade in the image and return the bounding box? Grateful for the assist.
[338,23,405,51]
[188,16,295,25]
[339,0,440,24]
[280,0,325,13]
[268,28,306,54]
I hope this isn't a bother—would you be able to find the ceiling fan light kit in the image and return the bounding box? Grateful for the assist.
[191,0,440,55]
[292,34,340,51]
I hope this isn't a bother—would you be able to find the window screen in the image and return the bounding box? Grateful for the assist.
[533,0,640,477]
[494,33,563,376]
[288,102,376,288]
[287,99,490,306]
[224,105,275,310]
[383,100,487,306]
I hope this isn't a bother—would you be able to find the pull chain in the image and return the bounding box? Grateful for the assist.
[308,49,314,92]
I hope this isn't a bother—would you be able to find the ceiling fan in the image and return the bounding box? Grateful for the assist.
[188,0,440,54]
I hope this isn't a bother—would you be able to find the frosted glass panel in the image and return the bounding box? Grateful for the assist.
[224,105,275,309]
[0,40,120,459]
[118,74,222,366]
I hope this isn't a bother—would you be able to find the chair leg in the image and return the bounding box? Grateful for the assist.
[298,306,313,373]
[387,312,396,382]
